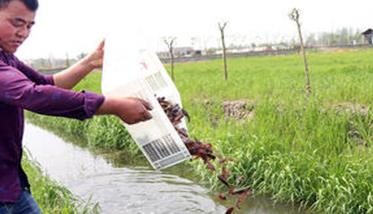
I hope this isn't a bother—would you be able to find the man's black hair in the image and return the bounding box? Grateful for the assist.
[0,0,38,11]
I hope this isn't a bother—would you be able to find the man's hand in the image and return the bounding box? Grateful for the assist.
[53,40,105,89]
[96,96,153,124]
[83,40,105,70]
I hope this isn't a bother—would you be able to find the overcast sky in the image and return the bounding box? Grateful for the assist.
[17,0,373,59]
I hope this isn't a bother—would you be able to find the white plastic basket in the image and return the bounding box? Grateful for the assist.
[101,38,191,170]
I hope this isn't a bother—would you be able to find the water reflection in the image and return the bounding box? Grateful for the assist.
[24,124,225,213]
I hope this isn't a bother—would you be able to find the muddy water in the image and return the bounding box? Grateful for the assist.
[24,123,303,214]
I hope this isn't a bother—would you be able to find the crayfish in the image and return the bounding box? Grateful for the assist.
[157,97,251,214]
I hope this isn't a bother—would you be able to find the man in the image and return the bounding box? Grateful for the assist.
[0,0,153,213]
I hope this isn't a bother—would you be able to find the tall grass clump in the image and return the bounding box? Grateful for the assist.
[23,153,99,213]
[26,112,139,153]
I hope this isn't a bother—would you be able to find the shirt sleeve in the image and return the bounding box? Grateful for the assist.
[0,61,105,120]
[14,57,55,85]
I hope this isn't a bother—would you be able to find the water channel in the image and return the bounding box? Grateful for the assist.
[24,123,303,214]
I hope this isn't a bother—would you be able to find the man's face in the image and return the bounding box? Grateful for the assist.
[0,0,36,53]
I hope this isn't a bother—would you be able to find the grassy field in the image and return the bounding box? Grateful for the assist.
[29,48,373,213]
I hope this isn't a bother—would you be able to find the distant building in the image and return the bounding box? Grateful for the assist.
[174,47,194,57]
[362,28,373,45]
[157,47,202,59]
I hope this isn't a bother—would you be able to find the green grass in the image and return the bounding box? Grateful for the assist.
[28,48,373,213]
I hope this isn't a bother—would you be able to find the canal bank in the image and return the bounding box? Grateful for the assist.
[24,123,303,214]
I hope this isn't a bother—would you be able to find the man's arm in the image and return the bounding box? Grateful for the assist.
[0,62,153,124]
[53,40,104,89]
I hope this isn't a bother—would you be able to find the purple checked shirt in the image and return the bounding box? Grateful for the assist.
[0,50,105,202]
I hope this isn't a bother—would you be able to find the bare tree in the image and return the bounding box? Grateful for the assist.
[218,22,228,80]
[164,37,177,81]
[289,8,311,96]
[65,52,70,67]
